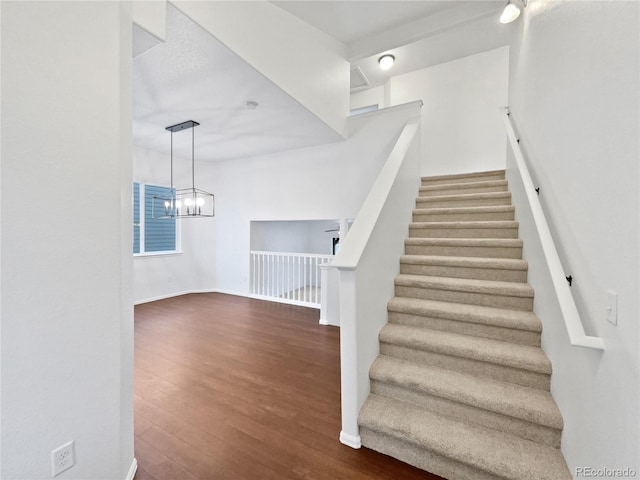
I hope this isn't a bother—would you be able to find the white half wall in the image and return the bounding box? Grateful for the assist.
[508,0,639,474]
[172,0,350,137]
[1,3,134,479]
[133,146,216,304]
[213,103,421,296]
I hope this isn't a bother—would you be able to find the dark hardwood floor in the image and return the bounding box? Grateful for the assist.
[134,293,443,480]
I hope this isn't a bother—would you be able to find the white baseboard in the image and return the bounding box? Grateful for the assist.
[125,458,137,480]
[319,318,340,327]
[211,288,254,299]
[134,289,217,305]
[134,289,322,311]
[249,293,321,309]
[340,430,362,449]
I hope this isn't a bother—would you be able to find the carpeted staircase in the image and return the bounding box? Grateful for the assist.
[358,170,572,480]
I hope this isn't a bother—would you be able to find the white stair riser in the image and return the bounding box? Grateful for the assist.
[371,381,561,448]
[419,184,508,197]
[409,226,519,239]
[360,428,504,480]
[405,244,523,259]
[421,173,505,187]
[387,311,541,346]
[413,211,515,222]
[417,196,512,208]
[395,285,534,311]
[380,343,551,390]
[400,263,528,283]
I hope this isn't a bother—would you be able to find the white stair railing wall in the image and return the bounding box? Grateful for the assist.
[331,103,423,450]
[250,251,333,307]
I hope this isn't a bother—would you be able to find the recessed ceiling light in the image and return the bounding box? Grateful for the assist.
[245,100,259,110]
[378,54,395,71]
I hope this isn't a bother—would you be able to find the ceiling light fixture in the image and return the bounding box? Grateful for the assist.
[152,120,214,218]
[500,0,526,24]
[378,54,395,71]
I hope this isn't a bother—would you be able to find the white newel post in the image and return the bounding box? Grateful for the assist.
[337,268,362,448]
[319,264,341,327]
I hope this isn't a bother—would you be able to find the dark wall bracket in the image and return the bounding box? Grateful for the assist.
[566,275,573,287]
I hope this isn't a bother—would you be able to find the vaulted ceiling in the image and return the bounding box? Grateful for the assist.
[132,1,512,162]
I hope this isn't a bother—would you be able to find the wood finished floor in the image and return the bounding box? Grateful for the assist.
[134,293,444,480]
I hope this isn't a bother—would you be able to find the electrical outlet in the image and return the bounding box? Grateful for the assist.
[606,290,618,326]
[51,441,75,477]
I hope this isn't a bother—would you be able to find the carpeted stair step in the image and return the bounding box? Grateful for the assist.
[421,170,505,186]
[359,394,572,480]
[419,180,508,197]
[387,297,541,346]
[417,191,512,208]
[413,205,515,222]
[379,324,551,390]
[405,238,523,259]
[369,355,563,447]
[409,221,519,239]
[395,274,534,311]
[399,255,528,283]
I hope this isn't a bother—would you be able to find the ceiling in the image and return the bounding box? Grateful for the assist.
[272,0,509,92]
[271,1,459,45]
[132,1,512,162]
[132,4,342,162]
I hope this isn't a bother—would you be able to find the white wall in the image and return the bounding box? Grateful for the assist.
[352,47,509,177]
[251,220,339,255]
[1,3,134,479]
[213,103,420,296]
[508,0,639,474]
[172,0,350,137]
[133,146,216,303]
[132,0,166,41]
[350,86,385,111]
[388,46,509,176]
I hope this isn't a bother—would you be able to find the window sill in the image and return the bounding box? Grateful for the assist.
[134,251,182,258]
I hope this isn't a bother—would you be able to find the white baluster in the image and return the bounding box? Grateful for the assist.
[269,254,273,297]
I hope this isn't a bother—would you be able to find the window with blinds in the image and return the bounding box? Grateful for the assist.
[133,182,141,254]
[133,182,177,254]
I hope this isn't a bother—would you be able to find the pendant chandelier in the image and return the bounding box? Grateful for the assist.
[152,120,214,218]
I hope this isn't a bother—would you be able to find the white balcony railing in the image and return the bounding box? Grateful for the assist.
[250,251,333,307]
